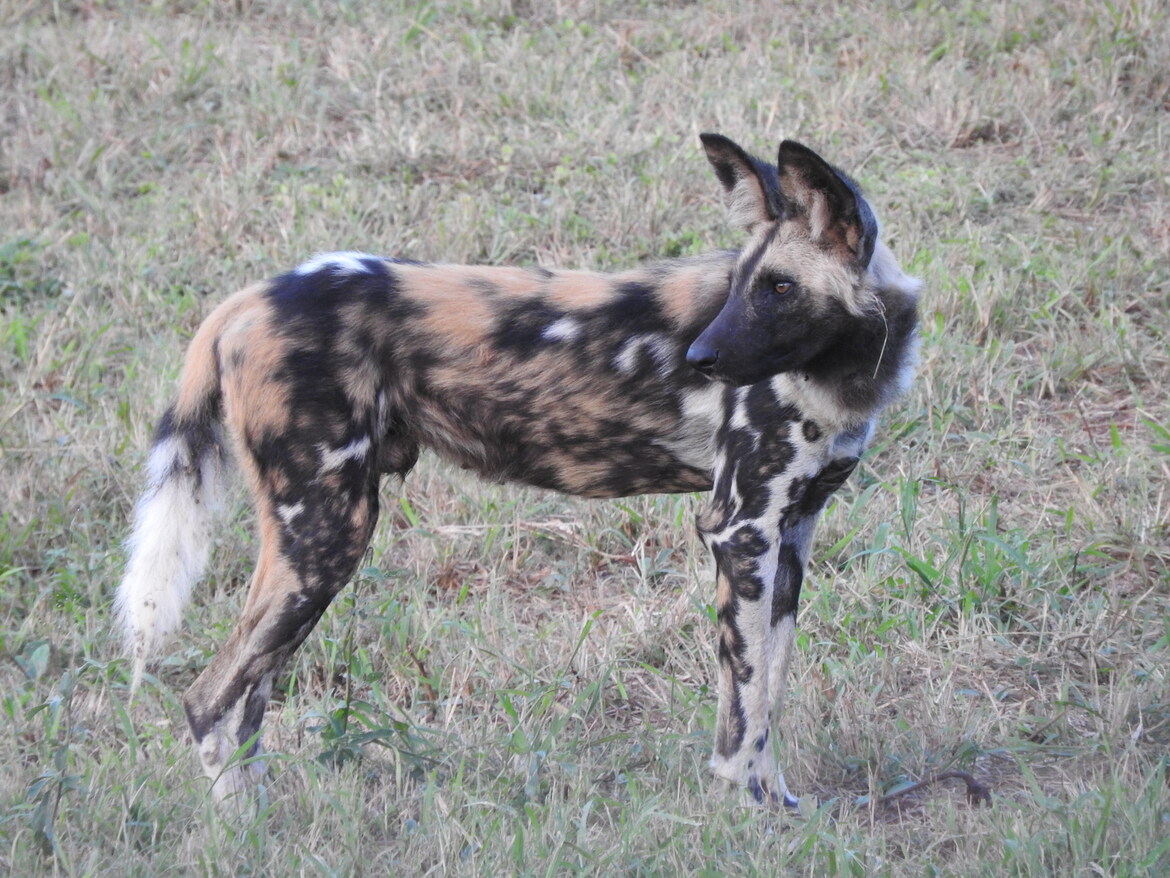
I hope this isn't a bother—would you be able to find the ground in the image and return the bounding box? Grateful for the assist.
[1,1,1168,875]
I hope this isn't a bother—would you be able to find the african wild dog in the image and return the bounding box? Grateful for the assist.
[116,134,920,806]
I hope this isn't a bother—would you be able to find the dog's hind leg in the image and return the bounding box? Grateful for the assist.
[182,418,383,802]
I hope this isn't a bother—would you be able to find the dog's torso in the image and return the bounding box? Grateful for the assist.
[208,251,760,501]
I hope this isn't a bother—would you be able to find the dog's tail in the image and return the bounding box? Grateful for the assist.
[115,299,240,691]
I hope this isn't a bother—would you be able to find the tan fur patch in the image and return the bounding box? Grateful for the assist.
[654,259,732,328]
[174,282,267,421]
[764,225,864,315]
[334,302,382,406]
[544,271,622,310]
[217,294,294,443]
[240,498,299,616]
[399,266,498,350]
[715,568,732,610]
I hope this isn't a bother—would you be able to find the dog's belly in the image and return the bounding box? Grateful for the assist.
[482,425,717,499]
[406,374,725,499]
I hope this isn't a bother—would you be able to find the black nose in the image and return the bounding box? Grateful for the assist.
[686,341,719,375]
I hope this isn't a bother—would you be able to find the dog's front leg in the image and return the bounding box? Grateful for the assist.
[703,456,859,807]
[701,457,840,808]
[701,509,798,807]
[761,519,818,810]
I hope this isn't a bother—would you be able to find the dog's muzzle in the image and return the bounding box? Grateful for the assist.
[686,340,719,377]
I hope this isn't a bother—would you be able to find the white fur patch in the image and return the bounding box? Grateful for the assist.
[294,251,376,277]
[145,435,187,486]
[893,327,921,399]
[197,678,272,802]
[724,175,771,231]
[277,502,305,525]
[115,437,227,687]
[765,613,799,807]
[542,317,581,342]
[867,239,922,298]
[613,337,642,373]
[753,536,780,594]
[658,382,724,470]
[613,333,674,376]
[866,238,923,400]
[318,436,371,473]
[729,386,753,431]
[771,373,847,431]
[680,382,726,432]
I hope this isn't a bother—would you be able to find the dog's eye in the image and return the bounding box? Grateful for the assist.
[773,280,794,295]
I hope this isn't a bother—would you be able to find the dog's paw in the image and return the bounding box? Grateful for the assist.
[210,757,267,804]
[746,773,801,810]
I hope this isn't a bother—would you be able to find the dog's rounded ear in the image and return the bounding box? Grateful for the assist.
[700,132,778,232]
[776,140,877,268]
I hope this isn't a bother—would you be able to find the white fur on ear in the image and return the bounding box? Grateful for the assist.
[701,133,773,231]
[725,183,770,231]
[806,189,830,243]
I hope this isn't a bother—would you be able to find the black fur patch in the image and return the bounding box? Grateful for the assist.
[152,405,227,490]
[715,690,748,758]
[594,281,668,332]
[770,541,804,625]
[713,524,769,598]
[779,457,859,529]
[490,299,564,357]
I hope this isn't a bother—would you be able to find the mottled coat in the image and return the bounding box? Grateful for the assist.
[116,134,920,806]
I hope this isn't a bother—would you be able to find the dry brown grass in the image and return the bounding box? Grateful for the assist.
[1,1,1168,875]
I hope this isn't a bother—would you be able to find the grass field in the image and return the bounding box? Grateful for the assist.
[2,1,1168,874]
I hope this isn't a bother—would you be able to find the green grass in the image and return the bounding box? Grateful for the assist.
[2,0,1169,874]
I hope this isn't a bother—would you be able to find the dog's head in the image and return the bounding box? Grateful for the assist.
[687,134,894,388]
